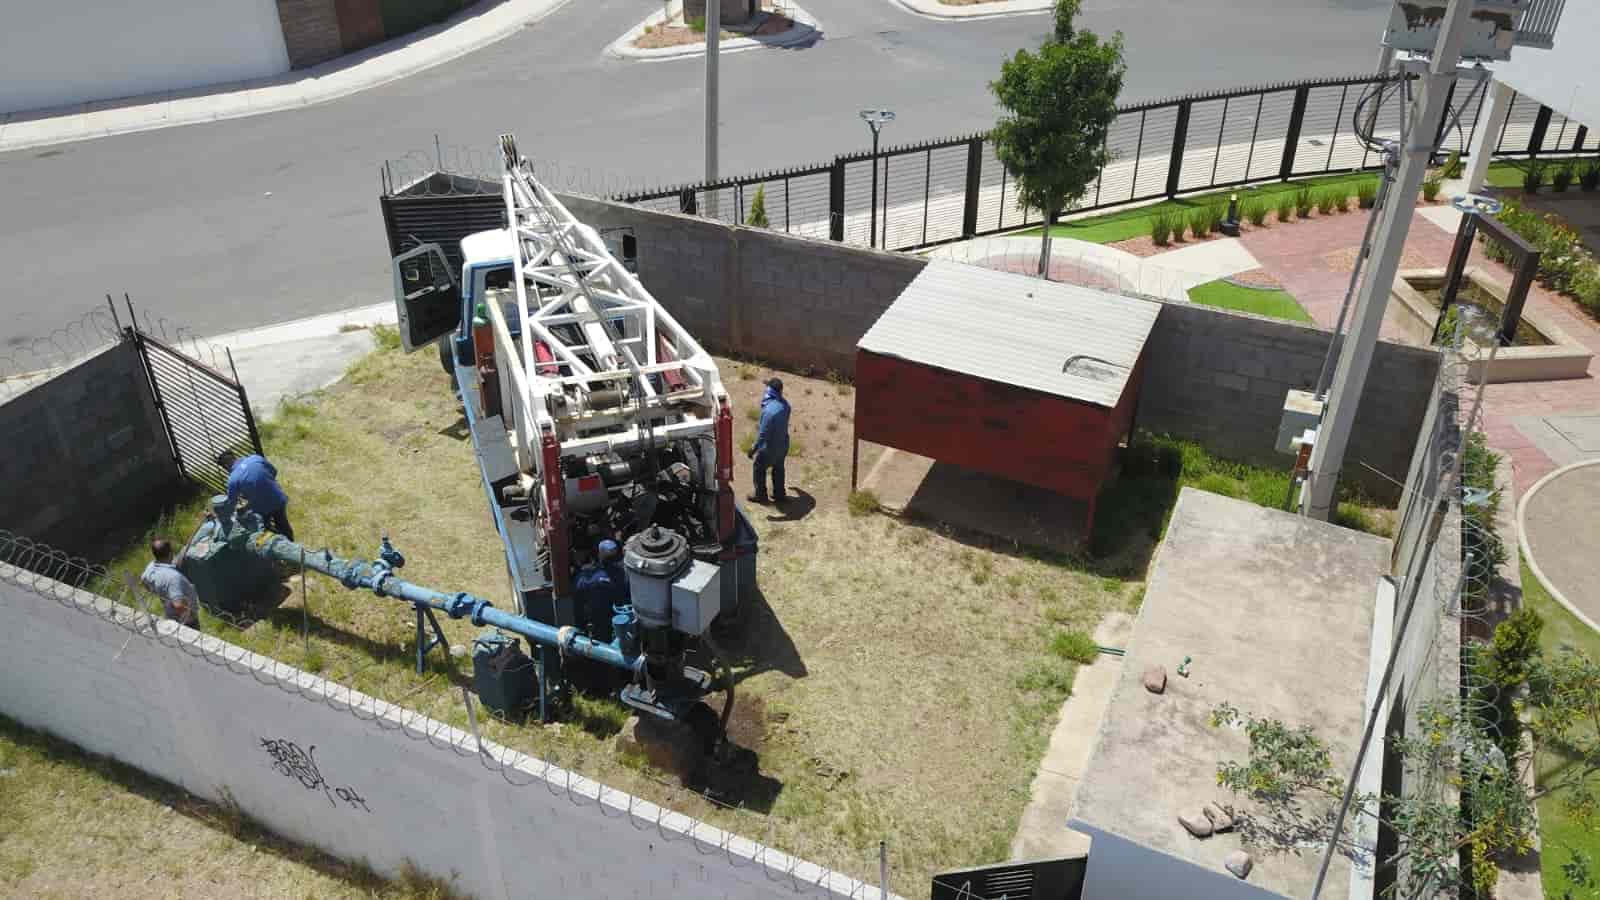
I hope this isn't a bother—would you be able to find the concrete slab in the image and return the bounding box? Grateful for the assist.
[1509,413,1600,468]
[858,446,1087,554]
[230,331,377,417]
[1419,204,1464,234]
[1070,488,1388,899]
[1010,613,1135,862]
[1151,237,1261,288]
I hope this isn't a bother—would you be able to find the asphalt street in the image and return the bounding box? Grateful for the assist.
[0,0,1392,348]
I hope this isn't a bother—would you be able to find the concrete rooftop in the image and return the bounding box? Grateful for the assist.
[1070,488,1390,899]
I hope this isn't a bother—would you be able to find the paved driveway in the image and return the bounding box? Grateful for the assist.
[0,0,1391,347]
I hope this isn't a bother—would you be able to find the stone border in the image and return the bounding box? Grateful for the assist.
[606,1,820,61]
[1517,458,1600,634]
[887,0,1052,20]
[1389,267,1594,383]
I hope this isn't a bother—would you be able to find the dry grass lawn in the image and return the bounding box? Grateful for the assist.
[50,333,1140,894]
[0,714,463,899]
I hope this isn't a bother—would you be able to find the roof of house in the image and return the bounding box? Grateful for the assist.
[1069,488,1390,899]
[856,260,1160,409]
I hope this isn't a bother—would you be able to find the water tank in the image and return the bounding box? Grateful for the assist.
[623,526,690,628]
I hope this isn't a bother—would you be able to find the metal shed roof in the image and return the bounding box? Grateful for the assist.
[857,260,1161,409]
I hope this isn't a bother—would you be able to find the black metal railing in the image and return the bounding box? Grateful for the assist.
[610,73,1597,254]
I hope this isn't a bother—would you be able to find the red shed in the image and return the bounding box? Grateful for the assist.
[851,261,1159,535]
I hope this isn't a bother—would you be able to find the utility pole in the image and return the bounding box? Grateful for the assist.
[1301,0,1477,520]
[704,0,721,220]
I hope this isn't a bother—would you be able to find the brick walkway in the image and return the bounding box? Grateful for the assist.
[1229,203,1600,498]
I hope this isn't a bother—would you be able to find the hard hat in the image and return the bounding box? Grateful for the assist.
[598,539,620,559]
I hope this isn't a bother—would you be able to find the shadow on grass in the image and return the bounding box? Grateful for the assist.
[0,712,467,898]
[711,586,808,686]
[764,487,816,522]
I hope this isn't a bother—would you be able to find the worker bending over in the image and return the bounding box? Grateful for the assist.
[217,450,294,540]
[141,538,201,628]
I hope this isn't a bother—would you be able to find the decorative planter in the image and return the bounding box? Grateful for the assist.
[1389,268,1593,382]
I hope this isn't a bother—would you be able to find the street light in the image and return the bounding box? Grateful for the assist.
[860,109,895,249]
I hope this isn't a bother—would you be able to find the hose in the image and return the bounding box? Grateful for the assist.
[702,633,736,757]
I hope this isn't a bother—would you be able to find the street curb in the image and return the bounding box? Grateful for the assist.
[0,0,574,154]
[606,3,821,61]
[886,0,1051,22]
[209,302,396,352]
[1517,458,1600,634]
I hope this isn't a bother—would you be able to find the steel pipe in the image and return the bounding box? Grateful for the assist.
[233,523,642,675]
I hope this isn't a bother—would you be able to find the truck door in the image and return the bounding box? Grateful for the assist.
[391,244,461,352]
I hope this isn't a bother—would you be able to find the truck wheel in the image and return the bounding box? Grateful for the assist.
[437,336,454,375]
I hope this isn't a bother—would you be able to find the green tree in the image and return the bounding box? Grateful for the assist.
[748,185,770,229]
[990,0,1125,278]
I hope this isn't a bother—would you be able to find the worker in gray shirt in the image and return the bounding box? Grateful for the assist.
[140,538,201,628]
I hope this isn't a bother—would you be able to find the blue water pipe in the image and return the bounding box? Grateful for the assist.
[208,501,644,678]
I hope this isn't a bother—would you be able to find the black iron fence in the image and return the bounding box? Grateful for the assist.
[610,72,1597,254]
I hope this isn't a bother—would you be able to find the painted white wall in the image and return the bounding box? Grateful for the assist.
[1494,1,1600,131]
[0,565,886,900]
[1070,827,1291,900]
[0,0,290,114]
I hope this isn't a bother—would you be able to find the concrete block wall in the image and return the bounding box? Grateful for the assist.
[0,565,884,900]
[558,194,928,376]
[1138,302,1442,502]
[557,194,1439,499]
[0,340,182,553]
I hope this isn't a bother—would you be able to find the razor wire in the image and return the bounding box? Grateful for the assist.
[1,296,240,405]
[0,528,889,899]
[1308,310,1507,899]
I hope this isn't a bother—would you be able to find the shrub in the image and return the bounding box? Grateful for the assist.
[1356,181,1377,209]
[847,490,879,517]
[1201,204,1224,235]
[1522,161,1546,194]
[1276,196,1295,223]
[1150,210,1174,246]
[1315,190,1337,215]
[1294,187,1314,218]
[747,185,770,228]
[1244,200,1268,227]
[1421,177,1442,202]
[1442,149,1464,179]
[1188,208,1211,238]
[1551,165,1574,193]
[689,14,706,32]
[1581,158,1600,192]
[1049,630,1100,665]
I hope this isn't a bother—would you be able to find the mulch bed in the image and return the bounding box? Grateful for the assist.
[633,12,795,49]
[1224,268,1285,290]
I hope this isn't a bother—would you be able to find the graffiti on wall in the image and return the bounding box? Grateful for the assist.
[260,737,371,812]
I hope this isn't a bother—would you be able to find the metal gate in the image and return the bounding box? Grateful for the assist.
[931,856,1088,900]
[134,331,263,494]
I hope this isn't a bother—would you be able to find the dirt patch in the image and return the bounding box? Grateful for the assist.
[1226,268,1285,290]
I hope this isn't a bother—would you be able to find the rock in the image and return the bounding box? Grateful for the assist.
[1143,665,1167,694]
[614,715,704,778]
[1178,810,1213,838]
[1203,802,1235,832]
[1225,850,1253,879]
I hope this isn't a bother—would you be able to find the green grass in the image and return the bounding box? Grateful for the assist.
[1522,559,1600,899]
[1017,161,1534,246]
[1019,171,1383,245]
[1048,629,1100,664]
[1089,433,1392,564]
[1187,279,1314,324]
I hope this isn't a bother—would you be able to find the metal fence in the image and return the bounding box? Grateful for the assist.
[609,73,1597,254]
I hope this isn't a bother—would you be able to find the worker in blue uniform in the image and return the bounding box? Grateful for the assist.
[216,450,293,540]
[574,539,628,642]
[748,377,791,504]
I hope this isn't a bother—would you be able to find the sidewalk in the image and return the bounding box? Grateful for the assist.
[214,302,396,417]
[0,0,572,154]
[889,0,1051,20]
